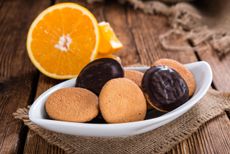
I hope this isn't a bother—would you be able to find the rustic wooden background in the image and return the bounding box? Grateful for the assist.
[0,0,230,153]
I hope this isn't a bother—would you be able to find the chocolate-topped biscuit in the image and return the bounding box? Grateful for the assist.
[142,66,189,112]
[76,58,124,95]
[154,59,196,97]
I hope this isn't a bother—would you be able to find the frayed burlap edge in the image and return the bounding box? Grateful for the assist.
[87,0,230,58]
[13,89,230,154]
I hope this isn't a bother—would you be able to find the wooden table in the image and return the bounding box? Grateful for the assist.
[1,0,230,153]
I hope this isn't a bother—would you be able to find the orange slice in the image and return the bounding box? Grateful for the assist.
[98,22,123,55]
[27,3,100,79]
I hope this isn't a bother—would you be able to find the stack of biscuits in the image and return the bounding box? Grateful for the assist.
[45,58,196,124]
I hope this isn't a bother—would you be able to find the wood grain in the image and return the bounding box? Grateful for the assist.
[169,35,230,154]
[195,43,230,92]
[127,8,197,65]
[103,1,140,65]
[168,114,230,154]
[0,0,50,153]
[24,75,63,154]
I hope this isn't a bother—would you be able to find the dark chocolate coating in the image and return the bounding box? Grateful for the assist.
[76,58,124,95]
[142,66,189,112]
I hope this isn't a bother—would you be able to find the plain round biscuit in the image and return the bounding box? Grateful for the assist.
[124,70,143,87]
[125,70,153,110]
[99,78,147,123]
[154,59,196,97]
[45,88,99,122]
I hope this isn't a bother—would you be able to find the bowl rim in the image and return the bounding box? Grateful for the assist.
[29,61,212,128]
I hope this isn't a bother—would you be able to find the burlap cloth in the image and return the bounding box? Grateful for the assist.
[14,89,230,154]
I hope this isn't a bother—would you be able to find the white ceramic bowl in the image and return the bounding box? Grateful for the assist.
[29,61,212,137]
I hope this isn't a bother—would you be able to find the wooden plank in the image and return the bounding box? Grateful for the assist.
[170,37,230,154]
[103,1,140,65]
[168,114,230,154]
[24,75,63,154]
[24,130,64,154]
[196,43,230,91]
[126,8,197,65]
[0,0,50,153]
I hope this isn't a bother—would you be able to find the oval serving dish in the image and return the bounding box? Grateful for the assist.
[29,61,212,137]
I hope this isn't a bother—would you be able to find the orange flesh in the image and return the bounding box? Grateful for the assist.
[31,8,97,75]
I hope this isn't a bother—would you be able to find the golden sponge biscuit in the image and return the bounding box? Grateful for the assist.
[99,78,147,123]
[125,70,153,110]
[154,59,196,97]
[45,88,99,122]
[125,70,143,87]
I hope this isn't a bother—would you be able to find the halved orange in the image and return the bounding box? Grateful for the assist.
[27,3,100,79]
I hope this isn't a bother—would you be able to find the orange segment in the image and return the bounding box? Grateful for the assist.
[27,3,100,79]
[98,22,123,55]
